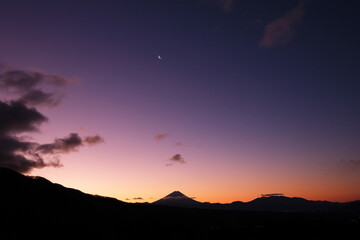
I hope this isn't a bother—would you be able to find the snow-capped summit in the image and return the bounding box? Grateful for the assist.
[152,191,201,208]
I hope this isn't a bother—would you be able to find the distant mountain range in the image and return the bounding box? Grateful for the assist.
[1,167,360,239]
[152,190,360,212]
[1,167,359,213]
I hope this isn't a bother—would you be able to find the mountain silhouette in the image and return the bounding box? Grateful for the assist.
[244,195,340,211]
[1,167,360,239]
[152,190,360,212]
[152,191,202,208]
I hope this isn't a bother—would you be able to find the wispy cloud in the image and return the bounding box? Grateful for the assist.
[0,65,75,107]
[36,133,103,154]
[37,133,83,154]
[261,193,284,198]
[166,154,186,166]
[133,197,143,200]
[259,0,310,48]
[154,133,169,141]
[84,134,105,145]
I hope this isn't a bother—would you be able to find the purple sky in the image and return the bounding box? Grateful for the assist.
[0,0,359,203]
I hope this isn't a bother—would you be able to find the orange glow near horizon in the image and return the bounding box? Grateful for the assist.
[30,145,360,204]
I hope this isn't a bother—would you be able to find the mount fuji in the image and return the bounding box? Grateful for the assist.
[152,191,202,208]
[152,190,360,212]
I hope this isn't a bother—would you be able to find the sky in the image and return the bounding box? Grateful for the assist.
[0,0,360,203]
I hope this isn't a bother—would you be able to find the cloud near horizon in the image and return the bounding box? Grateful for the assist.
[259,0,310,48]
[0,66,104,173]
[261,193,284,197]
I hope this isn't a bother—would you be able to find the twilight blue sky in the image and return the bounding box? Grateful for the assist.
[0,0,359,202]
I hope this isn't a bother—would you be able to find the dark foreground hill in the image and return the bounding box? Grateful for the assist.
[1,167,359,240]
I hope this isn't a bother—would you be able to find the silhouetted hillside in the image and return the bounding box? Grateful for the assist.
[1,167,359,240]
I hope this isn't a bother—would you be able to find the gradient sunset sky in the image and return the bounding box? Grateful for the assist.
[1,0,360,203]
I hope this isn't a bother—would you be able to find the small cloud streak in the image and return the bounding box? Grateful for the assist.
[36,133,104,155]
[261,193,284,197]
[166,154,186,166]
[36,133,88,154]
[154,133,169,141]
[259,0,309,48]
[84,134,105,145]
[170,154,185,163]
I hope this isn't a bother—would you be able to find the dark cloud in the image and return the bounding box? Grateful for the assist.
[18,89,62,107]
[84,134,105,145]
[169,154,185,164]
[37,133,105,154]
[175,142,184,147]
[154,133,169,141]
[0,100,61,173]
[37,133,83,154]
[0,66,73,107]
[0,135,34,153]
[259,0,309,48]
[0,66,103,173]
[0,67,71,90]
[0,133,62,173]
[261,193,284,197]
[0,68,41,90]
[0,100,64,172]
[133,197,143,200]
[0,101,47,134]
[0,151,46,174]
